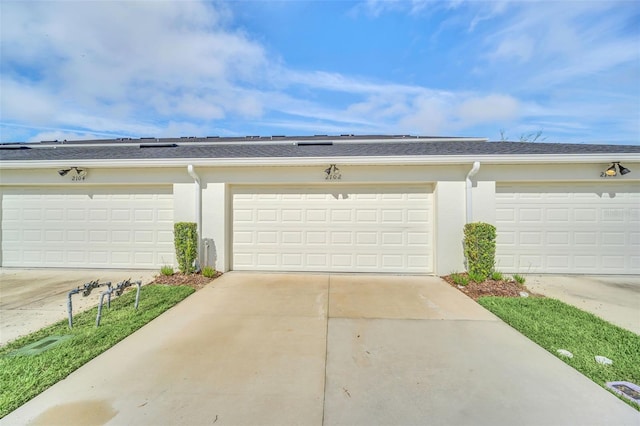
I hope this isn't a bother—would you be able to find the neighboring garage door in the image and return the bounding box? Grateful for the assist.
[1,186,175,268]
[496,183,639,274]
[232,185,433,273]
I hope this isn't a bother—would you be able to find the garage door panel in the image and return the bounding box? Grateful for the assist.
[546,208,569,222]
[67,251,86,264]
[282,253,303,266]
[356,232,377,245]
[232,185,433,273]
[282,209,303,222]
[496,183,639,274]
[157,209,173,222]
[2,186,175,268]
[547,232,569,245]
[574,256,597,268]
[23,209,42,220]
[307,232,326,244]
[305,253,328,267]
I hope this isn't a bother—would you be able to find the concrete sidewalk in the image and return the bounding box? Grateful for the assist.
[2,273,638,425]
[526,275,640,334]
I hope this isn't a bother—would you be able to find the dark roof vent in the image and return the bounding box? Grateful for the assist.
[296,141,334,146]
[139,143,178,149]
[0,145,32,150]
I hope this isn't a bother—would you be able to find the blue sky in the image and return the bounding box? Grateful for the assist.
[1,0,638,144]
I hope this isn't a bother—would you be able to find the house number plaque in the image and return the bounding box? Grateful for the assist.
[324,164,342,180]
[58,167,88,182]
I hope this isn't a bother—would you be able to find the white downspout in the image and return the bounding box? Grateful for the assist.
[466,161,481,223]
[187,165,202,268]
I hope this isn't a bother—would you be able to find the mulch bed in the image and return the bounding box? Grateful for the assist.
[442,274,541,301]
[151,271,223,291]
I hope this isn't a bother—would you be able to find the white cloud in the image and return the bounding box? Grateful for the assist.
[399,95,449,134]
[351,0,402,17]
[457,94,519,126]
[0,79,58,124]
[0,1,267,136]
[28,130,104,143]
[481,1,638,87]
[172,94,227,121]
[491,36,534,63]
[1,0,636,143]
[346,94,411,119]
[467,1,508,32]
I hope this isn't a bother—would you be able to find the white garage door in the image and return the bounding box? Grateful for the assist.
[232,185,433,273]
[496,183,639,274]
[1,186,175,268]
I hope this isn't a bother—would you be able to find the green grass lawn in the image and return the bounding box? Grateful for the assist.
[0,284,194,418]
[478,296,640,410]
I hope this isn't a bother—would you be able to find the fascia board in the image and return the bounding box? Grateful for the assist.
[1,153,640,169]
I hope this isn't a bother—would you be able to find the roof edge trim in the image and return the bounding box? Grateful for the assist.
[2,153,640,169]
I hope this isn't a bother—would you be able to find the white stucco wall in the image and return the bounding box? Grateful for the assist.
[201,183,227,271]
[186,161,638,275]
[434,181,466,274]
[173,183,196,222]
[1,159,638,273]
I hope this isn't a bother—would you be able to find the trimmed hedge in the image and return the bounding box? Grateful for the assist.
[174,222,198,274]
[463,222,496,281]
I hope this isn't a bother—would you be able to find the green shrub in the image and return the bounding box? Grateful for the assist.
[463,222,497,282]
[174,222,198,274]
[490,270,503,281]
[468,271,487,283]
[451,272,470,286]
[513,274,526,284]
[202,266,216,278]
[160,265,174,276]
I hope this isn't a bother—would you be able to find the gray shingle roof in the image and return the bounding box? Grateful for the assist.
[1,135,639,162]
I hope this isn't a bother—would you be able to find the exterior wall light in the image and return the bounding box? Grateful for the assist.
[605,164,617,176]
[58,167,87,179]
[602,162,631,178]
[618,163,631,175]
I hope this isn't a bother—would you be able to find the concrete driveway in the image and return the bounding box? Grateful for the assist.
[0,268,157,346]
[2,273,638,425]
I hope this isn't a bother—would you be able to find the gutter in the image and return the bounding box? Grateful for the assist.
[466,161,481,223]
[187,165,202,269]
[3,154,640,169]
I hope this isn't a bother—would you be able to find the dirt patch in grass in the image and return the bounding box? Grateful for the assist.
[442,273,541,301]
[151,271,222,291]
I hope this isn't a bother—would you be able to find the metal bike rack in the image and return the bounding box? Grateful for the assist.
[95,279,142,327]
[67,280,111,328]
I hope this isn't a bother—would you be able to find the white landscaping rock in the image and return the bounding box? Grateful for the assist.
[557,349,573,358]
[519,292,529,298]
[595,356,613,365]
